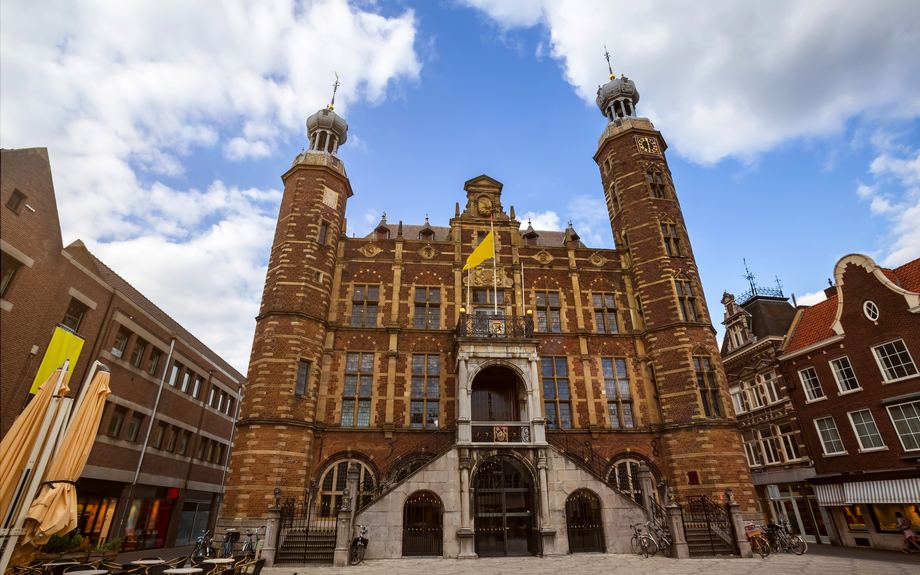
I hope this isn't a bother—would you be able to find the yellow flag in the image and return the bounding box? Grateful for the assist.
[29,327,84,394]
[463,231,494,271]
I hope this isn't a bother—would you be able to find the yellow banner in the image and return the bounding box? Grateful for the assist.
[29,327,85,394]
[462,231,494,271]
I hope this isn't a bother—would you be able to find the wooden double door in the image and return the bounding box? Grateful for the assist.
[473,455,539,556]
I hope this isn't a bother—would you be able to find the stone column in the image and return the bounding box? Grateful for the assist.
[261,505,282,567]
[458,356,471,444]
[637,463,654,522]
[529,356,546,444]
[666,504,689,559]
[333,502,353,567]
[726,497,752,558]
[536,448,558,556]
[457,449,476,559]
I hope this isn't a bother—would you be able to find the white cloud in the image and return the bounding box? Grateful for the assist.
[0,0,421,371]
[519,210,561,231]
[567,195,609,248]
[461,0,920,165]
[796,291,827,307]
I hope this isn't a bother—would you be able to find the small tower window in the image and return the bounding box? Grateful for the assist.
[676,278,699,322]
[317,131,327,152]
[6,189,26,214]
[662,223,682,256]
[648,172,666,198]
[694,355,723,419]
[318,223,328,245]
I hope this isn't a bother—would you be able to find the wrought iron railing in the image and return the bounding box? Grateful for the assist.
[356,419,458,513]
[455,314,534,338]
[738,285,784,304]
[546,431,641,505]
[681,495,735,555]
[650,496,668,531]
[471,422,531,443]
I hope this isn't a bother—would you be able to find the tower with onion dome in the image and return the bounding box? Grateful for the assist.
[223,81,353,519]
[593,59,756,510]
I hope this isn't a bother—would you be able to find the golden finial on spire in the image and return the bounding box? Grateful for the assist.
[604,46,615,80]
[328,72,340,110]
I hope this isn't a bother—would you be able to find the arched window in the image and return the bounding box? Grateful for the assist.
[605,458,657,505]
[315,458,375,516]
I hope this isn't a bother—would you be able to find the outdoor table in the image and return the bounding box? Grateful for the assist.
[200,560,233,564]
[164,569,203,574]
[130,561,166,565]
[64,570,108,575]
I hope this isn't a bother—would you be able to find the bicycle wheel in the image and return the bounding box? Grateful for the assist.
[646,537,658,557]
[768,535,780,554]
[751,537,765,558]
[350,544,365,565]
[789,535,807,555]
[630,535,641,555]
[658,539,672,558]
[759,536,771,557]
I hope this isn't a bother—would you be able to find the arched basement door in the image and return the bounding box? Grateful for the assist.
[473,456,539,557]
[402,491,443,557]
[565,490,605,553]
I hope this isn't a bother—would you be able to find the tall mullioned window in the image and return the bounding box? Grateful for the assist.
[535,291,561,332]
[648,171,667,198]
[676,279,698,322]
[341,353,374,427]
[410,355,439,428]
[662,223,682,256]
[603,358,633,428]
[694,356,722,419]
[351,285,379,327]
[542,357,572,428]
[414,287,441,329]
[593,293,618,334]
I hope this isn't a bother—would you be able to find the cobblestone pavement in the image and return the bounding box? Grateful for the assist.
[261,551,920,575]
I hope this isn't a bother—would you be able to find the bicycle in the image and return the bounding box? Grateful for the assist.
[765,520,807,555]
[350,525,368,565]
[629,523,658,558]
[191,529,214,558]
[218,529,239,558]
[240,527,265,561]
[645,520,672,558]
[744,521,771,558]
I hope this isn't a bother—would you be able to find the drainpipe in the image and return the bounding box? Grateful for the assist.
[116,335,176,536]
[215,380,243,520]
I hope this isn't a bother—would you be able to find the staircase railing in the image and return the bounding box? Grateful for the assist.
[356,419,458,513]
[545,431,643,506]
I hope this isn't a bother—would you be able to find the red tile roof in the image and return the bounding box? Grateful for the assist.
[894,258,920,292]
[784,295,839,353]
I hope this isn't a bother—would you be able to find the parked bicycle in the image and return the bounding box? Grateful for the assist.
[645,520,672,558]
[350,525,368,565]
[191,529,214,558]
[744,521,771,558]
[241,527,265,561]
[629,523,658,558]
[765,520,807,555]
[218,528,239,558]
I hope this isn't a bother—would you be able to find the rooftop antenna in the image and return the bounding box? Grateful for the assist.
[328,72,340,110]
[742,258,756,294]
[603,45,615,80]
[775,275,784,295]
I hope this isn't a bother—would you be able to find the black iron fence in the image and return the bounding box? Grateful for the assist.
[356,419,458,513]
[275,494,337,565]
[455,314,534,338]
[681,495,735,556]
[471,423,530,443]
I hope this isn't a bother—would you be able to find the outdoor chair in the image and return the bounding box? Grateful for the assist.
[248,559,264,575]
[232,561,254,575]
[165,558,186,569]
[188,558,204,568]
[143,565,169,575]
[50,563,79,575]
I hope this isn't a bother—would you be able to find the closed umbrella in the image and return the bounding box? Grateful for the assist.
[0,368,71,526]
[13,368,110,560]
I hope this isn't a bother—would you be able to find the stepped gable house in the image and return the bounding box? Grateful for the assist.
[222,73,758,559]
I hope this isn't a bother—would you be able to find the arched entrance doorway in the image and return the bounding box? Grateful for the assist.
[402,491,443,556]
[565,490,605,553]
[471,366,528,442]
[473,455,539,557]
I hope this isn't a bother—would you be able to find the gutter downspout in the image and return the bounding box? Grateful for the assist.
[116,335,177,537]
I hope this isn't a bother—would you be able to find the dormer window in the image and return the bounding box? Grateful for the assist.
[526,236,537,246]
[420,231,434,241]
[376,229,389,240]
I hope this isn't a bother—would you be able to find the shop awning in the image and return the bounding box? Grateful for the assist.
[814,477,920,506]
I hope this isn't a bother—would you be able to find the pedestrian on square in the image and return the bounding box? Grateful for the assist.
[895,512,920,553]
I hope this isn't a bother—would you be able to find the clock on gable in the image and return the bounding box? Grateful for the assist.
[636,136,661,155]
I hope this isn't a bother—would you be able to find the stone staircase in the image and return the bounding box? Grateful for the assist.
[685,525,735,557]
[275,530,336,565]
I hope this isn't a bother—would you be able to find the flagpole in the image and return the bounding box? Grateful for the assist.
[520,261,524,314]
[491,214,497,315]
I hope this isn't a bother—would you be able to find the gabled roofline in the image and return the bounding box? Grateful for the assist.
[830,254,920,334]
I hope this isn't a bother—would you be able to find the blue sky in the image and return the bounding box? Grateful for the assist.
[2,0,919,372]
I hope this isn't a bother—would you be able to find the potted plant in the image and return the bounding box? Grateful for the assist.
[88,538,122,562]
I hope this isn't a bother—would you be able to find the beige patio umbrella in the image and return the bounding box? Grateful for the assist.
[0,368,71,524]
[12,368,110,561]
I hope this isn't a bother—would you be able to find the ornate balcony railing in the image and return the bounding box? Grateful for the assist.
[471,422,531,443]
[455,314,534,339]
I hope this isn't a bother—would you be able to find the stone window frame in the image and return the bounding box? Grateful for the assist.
[885,400,920,452]
[341,352,374,428]
[829,355,861,394]
[180,367,195,394]
[168,361,185,388]
[798,366,826,402]
[692,355,723,419]
[153,421,169,450]
[350,285,380,328]
[647,170,667,199]
[472,288,503,316]
[541,357,572,429]
[675,276,699,323]
[414,287,441,329]
[814,416,847,456]
[605,182,620,218]
[126,412,144,443]
[111,325,132,359]
[62,297,89,333]
[129,337,148,370]
[847,408,886,452]
[318,221,329,246]
[742,430,763,467]
[294,359,311,396]
[661,220,682,257]
[315,458,376,518]
[410,354,440,429]
[592,293,619,334]
[871,338,919,383]
[777,423,802,462]
[605,457,658,506]
[534,290,562,333]
[742,425,784,467]
[5,188,27,214]
[602,357,633,429]
[1,251,22,299]
[177,429,192,455]
[146,347,163,377]
[106,404,128,438]
[191,374,205,399]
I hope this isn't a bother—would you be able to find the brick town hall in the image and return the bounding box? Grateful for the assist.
[220,72,758,561]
